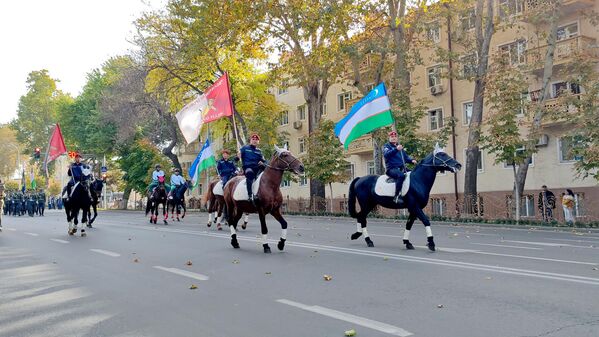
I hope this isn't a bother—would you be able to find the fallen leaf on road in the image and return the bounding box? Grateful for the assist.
[297,233,302,236]
[323,274,333,281]
[383,257,389,261]
[437,304,444,308]
[133,258,139,263]
[452,233,459,237]
[265,272,272,275]
[485,277,492,280]
[232,259,240,264]
[593,267,598,271]
[128,238,131,241]
[189,284,198,290]
[344,329,356,336]
[186,260,193,266]
[313,250,318,253]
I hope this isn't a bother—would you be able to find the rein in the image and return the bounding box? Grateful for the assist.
[264,152,300,172]
[419,153,452,170]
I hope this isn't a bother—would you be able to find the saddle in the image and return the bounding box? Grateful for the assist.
[374,172,411,198]
[232,173,264,201]
[213,181,224,196]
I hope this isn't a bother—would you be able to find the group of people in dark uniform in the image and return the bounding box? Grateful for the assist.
[2,190,47,217]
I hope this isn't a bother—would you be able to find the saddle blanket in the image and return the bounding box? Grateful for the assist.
[213,181,224,196]
[232,173,263,201]
[374,172,411,198]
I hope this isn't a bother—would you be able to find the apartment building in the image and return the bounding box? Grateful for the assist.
[272,0,599,220]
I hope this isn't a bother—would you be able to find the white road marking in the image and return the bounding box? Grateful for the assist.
[544,237,599,244]
[473,251,597,266]
[470,243,543,250]
[89,249,120,257]
[24,232,39,237]
[153,266,209,281]
[504,240,596,249]
[413,245,478,253]
[50,239,69,244]
[4,228,17,231]
[102,222,599,285]
[276,299,413,336]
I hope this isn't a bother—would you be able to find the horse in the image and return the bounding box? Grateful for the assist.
[63,174,93,237]
[167,182,188,221]
[88,178,105,227]
[223,145,304,253]
[145,175,168,225]
[204,179,249,231]
[348,144,461,251]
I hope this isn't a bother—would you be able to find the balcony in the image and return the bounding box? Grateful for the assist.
[525,0,594,16]
[526,36,599,71]
[529,93,581,126]
[345,135,374,155]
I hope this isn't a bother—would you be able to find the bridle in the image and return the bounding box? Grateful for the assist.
[420,152,454,170]
[265,152,300,172]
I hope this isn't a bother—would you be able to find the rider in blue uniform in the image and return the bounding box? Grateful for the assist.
[64,153,90,200]
[216,149,238,187]
[239,133,266,202]
[383,131,417,204]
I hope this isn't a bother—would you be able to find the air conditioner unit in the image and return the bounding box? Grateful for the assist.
[430,84,444,96]
[536,134,549,147]
[293,121,303,129]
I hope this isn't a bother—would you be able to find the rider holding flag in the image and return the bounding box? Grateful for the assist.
[383,131,417,204]
[239,133,266,202]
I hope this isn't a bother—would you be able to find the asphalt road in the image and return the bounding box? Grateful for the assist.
[1,210,599,337]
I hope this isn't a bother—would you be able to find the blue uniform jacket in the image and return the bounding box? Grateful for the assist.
[67,163,86,182]
[240,145,266,169]
[383,142,414,170]
[217,157,238,177]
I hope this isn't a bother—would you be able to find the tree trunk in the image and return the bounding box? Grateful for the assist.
[464,0,494,215]
[513,164,520,222]
[515,2,560,197]
[304,80,329,208]
[122,186,132,210]
[329,183,334,213]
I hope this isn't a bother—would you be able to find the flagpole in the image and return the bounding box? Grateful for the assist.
[205,125,210,196]
[42,124,57,186]
[225,72,242,152]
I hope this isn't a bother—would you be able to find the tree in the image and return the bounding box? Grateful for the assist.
[303,120,350,211]
[0,125,20,180]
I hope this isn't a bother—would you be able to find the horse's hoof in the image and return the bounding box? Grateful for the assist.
[242,222,247,230]
[263,244,271,254]
[68,230,74,236]
[176,218,180,222]
[231,234,240,249]
[428,242,436,252]
[207,222,211,227]
[365,237,374,247]
[164,221,168,225]
[217,225,222,231]
[81,231,87,237]
[350,232,362,240]
[277,238,286,251]
[181,214,185,219]
[86,224,92,228]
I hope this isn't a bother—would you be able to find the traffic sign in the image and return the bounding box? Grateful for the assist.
[101,166,108,173]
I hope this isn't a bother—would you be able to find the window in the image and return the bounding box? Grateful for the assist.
[460,8,476,30]
[499,40,526,65]
[464,148,483,172]
[428,108,444,131]
[520,195,535,217]
[557,23,578,41]
[519,92,530,116]
[279,110,289,126]
[559,137,582,163]
[281,179,291,188]
[278,81,288,95]
[299,176,308,186]
[346,163,355,180]
[366,83,376,92]
[461,53,477,78]
[503,147,534,168]
[337,92,353,112]
[320,102,327,117]
[551,81,581,98]
[499,0,523,18]
[366,161,375,175]
[283,141,290,149]
[427,66,442,88]
[462,101,473,125]
[427,23,440,43]
[431,198,446,216]
[296,105,306,121]
[298,137,306,154]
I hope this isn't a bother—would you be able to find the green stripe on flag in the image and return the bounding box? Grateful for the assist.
[343,110,394,149]
[198,156,216,173]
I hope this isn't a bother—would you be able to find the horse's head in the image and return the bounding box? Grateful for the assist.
[91,179,104,197]
[270,144,305,175]
[420,143,462,173]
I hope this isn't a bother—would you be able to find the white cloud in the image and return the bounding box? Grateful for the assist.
[0,0,162,123]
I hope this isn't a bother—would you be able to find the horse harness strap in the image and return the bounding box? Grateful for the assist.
[264,153,299,172]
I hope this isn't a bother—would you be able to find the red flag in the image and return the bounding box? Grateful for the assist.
[201,73,234,123]
[43,124,67,175]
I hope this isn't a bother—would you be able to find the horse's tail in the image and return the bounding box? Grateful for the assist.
[145,197,151,216]
[202,181,214,208]
[348,177,360,218]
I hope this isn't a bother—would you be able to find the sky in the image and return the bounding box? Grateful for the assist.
[0,0,162,124]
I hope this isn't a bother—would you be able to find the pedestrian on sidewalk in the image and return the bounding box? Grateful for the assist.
[538,185,556,222]
[562,189,576,226]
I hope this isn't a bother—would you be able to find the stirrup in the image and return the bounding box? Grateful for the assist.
[393,195,402,204]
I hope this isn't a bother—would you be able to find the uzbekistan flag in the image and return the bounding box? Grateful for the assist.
[334,83,394,149]
[188,139,217,190]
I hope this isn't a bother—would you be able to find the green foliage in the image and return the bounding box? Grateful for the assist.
[304,120,350,185]
[0,125,20,180]
[117,138,171,194]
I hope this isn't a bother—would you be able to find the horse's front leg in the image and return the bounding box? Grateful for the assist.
[413,207,435,251]
[242,213,249,230]
[163,202,168,225]
[181,202,186,218]
[402,212,418,250]
[258,211,270,253]
[229,208,242,249]
[270,208,288,251]
[80,208,88,236]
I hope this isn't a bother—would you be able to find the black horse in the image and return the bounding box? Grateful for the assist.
[145,176,168,225]
[348,145,461,251]
[63,179,93,237]
[87,179,105,227]
[167,182,188,222]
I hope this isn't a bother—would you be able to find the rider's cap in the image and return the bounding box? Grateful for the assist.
[250,133,260,140]
[75,152,82,158]
[388,131,397,137]
[222,149,230,154]
[174,168,180,172]
[155,164,161,169]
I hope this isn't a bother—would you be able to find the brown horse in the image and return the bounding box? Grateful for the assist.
[223,145,304,253]
[203,179,249,230]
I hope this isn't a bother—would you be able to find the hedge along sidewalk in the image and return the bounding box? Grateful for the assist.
[107,208,599,231]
